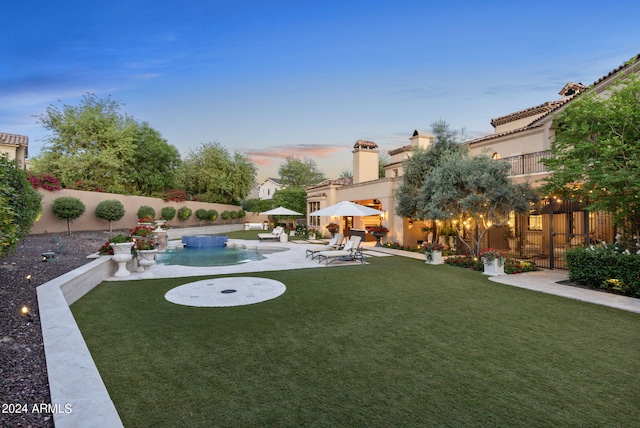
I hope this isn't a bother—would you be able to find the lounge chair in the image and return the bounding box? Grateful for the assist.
[305,233,344,259]
[316,236,365,265]
[258,226,284,241]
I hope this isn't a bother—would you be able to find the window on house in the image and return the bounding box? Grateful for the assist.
[528,215,543,231]
[309,202,320,226]
[492,152,501,160]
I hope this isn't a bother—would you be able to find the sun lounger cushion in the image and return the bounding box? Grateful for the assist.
[258,226,283,241]
[316,236,364,265]
[305,233,344,258]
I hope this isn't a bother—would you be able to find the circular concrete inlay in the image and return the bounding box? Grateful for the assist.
[164,277,286,307]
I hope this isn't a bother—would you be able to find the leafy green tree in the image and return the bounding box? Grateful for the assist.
[272,186,307,215]
[95,199,125,232]
[278,156,325,187]
[395,120,468,219]
[0,155,42,255]
[52,197,86,235]
[178,142,257,203]
[543,69,640,236]
[418,153,538,256]
[378,152,391,178]
[128,122,181,195]
[31,94,180,195]
[242,198,274,213]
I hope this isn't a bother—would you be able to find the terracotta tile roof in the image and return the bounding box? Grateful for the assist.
[490,100,568,128]
[306,177,353,190]
[388,144,411,156]
[526,54,640,127]
[0,132,28,146]
[470,54,640,146]
[353,140,378,149]
[307,192,327,198]
[465,123,545,146]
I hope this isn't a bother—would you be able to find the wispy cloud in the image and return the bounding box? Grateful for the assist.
[245,144,346,166]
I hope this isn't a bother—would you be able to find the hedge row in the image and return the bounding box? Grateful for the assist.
[565,247,640,297]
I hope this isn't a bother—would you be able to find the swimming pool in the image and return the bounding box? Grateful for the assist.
[156,246,287,267]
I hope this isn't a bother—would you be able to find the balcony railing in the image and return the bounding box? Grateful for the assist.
[500,150,551,176]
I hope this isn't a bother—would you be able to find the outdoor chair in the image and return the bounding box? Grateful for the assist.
[316,235,365,265]
[305,233,344,259]
[258,226,284,241]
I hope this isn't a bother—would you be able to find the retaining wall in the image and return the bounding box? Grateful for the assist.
[31,188,267,234]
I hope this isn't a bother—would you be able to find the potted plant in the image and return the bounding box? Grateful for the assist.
[368,225,389,247]
[326,223,340,236]
[138,214,156,225]
[423,242,446,265]
[505,229,519,252]
[129,225,155,241]
[108,234,135,277]
[480,248,507,276]
[136,240,158,276]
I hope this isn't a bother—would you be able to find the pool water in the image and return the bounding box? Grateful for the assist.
[156,246,286,267]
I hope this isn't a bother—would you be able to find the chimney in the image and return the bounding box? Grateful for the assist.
[409,130,434,149]
[352,140,379,184]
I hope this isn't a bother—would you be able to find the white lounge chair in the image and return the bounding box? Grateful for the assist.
[305,233,344,259]
[258,226,284,241]
[316,236,365,265]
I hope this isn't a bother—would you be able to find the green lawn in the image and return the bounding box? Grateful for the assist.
[71,256,640,427]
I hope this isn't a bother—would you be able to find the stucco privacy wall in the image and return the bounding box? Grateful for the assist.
[31,188,266,234]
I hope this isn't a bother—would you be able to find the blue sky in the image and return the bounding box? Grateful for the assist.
[2,1,640,181]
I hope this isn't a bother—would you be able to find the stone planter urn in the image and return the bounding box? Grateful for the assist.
[137,249,157,277]
[425,250,444,265]
[110,242,135,277]
[483,259,505,276]
[372,232,385,247]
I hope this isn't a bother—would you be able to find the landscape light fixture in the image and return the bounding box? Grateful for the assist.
[26,274,32,283]
[21,305,33,323]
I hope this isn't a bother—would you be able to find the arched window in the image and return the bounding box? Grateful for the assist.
[491,152,501,160]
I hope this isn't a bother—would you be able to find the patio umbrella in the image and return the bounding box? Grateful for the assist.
[309,200,383,217]
[259,206,303,216]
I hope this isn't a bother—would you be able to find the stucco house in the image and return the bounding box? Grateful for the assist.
[465,54,640,268]
[0,132,28,169]
[306,54,639,269]
[258,177,283,200]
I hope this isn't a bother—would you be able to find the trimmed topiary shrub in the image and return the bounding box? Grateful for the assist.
[177,206,192,221]
[161,206,177,221]
[221,211,230,221]
[95,199,125,232]
[229,210,238,220]
[565,246,640,297]
[238,209,246,219]
[207,209,219,222]
[195,209,208,225]
[52,196,86,235]
[137,205,156,221]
